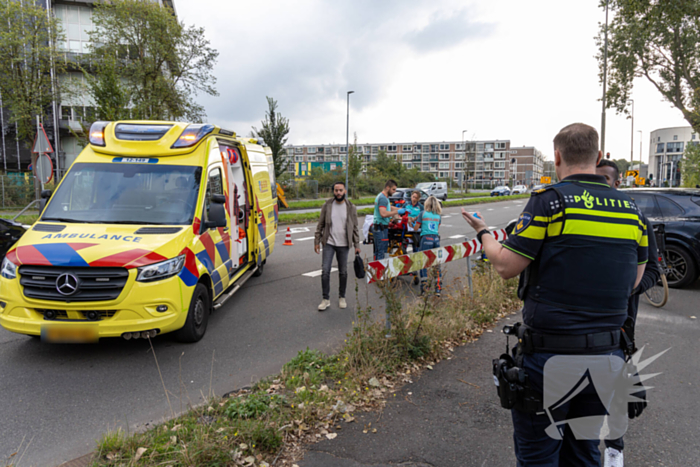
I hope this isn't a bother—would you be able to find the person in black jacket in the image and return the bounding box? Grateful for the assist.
[597,159,661,467]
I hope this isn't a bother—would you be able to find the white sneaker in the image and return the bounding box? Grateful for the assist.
[318,299,330,311]
[604,447,624,467]
[339,298,347,309]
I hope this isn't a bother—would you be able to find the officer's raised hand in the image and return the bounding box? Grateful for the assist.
[461,208,487,232]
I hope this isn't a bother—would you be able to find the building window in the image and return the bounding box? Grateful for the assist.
[403,154,412,161]
[307,156,316,161]
[55,4,94,54]
[307,147,317,154]
[455,143,465,150]
[485,143,494,151]
[371,146,378,154]
[494,152,506,159]
[495,161,505,169]
[495,142,507,149]
[667,142,684,153]
[404,163,412,169]
[455,152,465,160]
[387,145,397,152]
[656,143,665,153]
[295,156,303,162]
[454,162,464,169]
[402,145,412,152]
[439,143,450,150]
[439,162,450,169]
[331,147,338,154]
[430,144,439,152]
[494,171,505,178]
[295,147,303,154]
[673,135,678,141]
[439,153,450,160]
[438,171,449,179]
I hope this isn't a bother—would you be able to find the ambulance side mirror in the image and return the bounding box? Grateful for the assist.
[39,190,52,214]
[204,194,227,229]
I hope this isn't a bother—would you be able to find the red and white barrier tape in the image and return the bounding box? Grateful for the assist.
[366,228,508,283]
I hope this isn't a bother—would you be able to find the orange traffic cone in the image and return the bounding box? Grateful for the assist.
[284,227,293,246]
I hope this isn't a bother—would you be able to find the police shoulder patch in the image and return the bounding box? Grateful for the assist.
[513,212,532,235]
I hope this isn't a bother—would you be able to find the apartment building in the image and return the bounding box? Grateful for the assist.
[509,146,545,187]
[284,139,518,187]
[648,126,696,186]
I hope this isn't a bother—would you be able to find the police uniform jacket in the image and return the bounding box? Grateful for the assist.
[503,174,648,335]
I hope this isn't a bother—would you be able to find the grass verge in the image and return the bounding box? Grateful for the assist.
[278,194,529,225]
[87,268,519,467]
[284,192,507,211]
[0,214,38,225]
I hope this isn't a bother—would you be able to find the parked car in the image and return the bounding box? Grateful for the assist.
[0,218,27,260]
[622,188,700,288]
[512,184,528,195]
[531,184,546,192]
[491,186,511,197]
[416,181,448,201]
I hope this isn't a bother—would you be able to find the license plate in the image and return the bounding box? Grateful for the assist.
[41,324,98,343]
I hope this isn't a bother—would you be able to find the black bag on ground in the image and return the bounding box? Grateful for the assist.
[354,255,365,279]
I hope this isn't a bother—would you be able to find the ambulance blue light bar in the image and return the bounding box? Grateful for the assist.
[89,121,109,147]
[171,124,215,149]
[115,123,173,141]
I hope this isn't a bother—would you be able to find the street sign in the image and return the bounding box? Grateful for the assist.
[625,170,639,178]
[636,176,646,186]
[32,123,54,154]
[540,176,551,184]
[36,153,53,184]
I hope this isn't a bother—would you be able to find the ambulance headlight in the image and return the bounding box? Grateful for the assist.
[1,257,16,279]
[136,255,185,282]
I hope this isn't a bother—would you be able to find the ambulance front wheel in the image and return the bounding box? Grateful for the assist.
[176,283,210,343]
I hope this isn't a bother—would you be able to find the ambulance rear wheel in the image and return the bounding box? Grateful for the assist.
[253,260,265,277]
[176,283,210,343]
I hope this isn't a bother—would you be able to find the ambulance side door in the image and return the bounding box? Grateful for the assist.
[201,163,231,297]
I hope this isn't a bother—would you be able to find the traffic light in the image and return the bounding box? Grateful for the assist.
[606,152,611,159]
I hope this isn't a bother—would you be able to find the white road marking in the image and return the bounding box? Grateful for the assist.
[449,234,466,239]
[303,268,337,278]
[442,215,452,218]
[487,208,494,211]
[488,226,497,229]
[504,206,510,209]
[442,224,453,227]
[296,236,315,241]
[289,227,310,234]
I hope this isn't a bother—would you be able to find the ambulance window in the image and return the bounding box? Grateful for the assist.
[205,167,223,223]
[268,163,277,199]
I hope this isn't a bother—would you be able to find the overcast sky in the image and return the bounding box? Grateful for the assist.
[177,0,689,164]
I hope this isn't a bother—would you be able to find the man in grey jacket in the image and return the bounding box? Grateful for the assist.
[314,182,361,311]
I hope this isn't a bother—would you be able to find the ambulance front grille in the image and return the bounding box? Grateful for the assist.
[19,266,129,302]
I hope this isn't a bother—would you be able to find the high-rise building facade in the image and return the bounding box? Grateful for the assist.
[508,146,545,187]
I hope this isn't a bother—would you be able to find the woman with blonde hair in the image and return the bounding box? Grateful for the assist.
[413,195,442,296]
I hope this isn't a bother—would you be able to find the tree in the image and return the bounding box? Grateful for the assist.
[680,142,700,187]
[597,1,700,131]
[368,149,405,179]
[613,158,631,176]
[86,0,218,122]
[252,96,290,178]
[0,0,64,145]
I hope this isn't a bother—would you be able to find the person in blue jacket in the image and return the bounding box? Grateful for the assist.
[413,195,442,296]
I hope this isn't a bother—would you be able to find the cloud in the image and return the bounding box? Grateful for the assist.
[186,0,493,135]
[403,8,495,53]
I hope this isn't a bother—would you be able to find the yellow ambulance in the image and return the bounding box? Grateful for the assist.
[0,121,278,342]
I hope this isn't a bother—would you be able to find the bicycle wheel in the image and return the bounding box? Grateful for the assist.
[644,274,669,308]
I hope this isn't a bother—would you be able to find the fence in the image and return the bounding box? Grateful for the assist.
[0,173,43,210]
[279,179,319,200]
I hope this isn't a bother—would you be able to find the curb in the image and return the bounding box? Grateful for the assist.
[57,453,94,467]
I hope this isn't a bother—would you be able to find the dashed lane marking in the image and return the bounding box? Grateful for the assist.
[303,268,337,278]
[296,236,315,241]
[449,234,466,239]
[289,227,310,234]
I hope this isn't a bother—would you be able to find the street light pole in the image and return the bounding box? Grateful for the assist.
[601,0,610,155]
[628,99,634,165]
[345,91,354,195]
[638,130,642,169]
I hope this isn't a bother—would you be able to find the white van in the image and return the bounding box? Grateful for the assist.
[415,182,447,201]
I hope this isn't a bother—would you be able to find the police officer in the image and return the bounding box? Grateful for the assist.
[462,123,648,466]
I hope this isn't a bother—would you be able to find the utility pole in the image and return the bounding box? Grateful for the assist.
[462,129,468,192]
[628,99,634,165]
[601,0,609,155]
[345,91,354,196]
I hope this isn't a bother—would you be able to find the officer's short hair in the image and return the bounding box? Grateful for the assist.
[553,123,599,166]
[596,159,619,180]
[385,179,397,188]
[333,181,346,190]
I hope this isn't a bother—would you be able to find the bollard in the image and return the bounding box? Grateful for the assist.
[466,255,474,298]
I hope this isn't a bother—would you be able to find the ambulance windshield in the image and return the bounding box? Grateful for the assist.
[42,163,203,225]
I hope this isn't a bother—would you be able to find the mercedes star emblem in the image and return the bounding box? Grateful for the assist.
[56,273,79,296]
